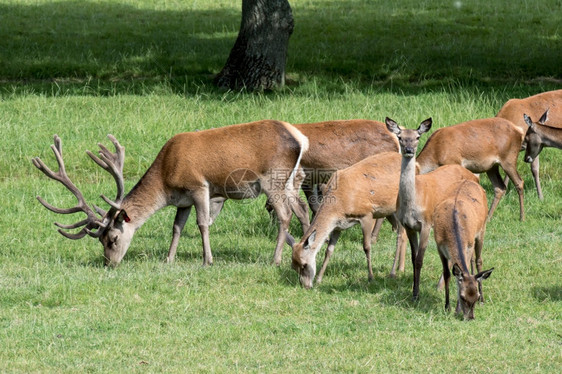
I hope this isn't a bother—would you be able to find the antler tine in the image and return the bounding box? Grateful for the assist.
[33,135,104,240]
[55,219,90,230]
[58,229,89,240]
[84,226,106,238]
[93,204,107,217]
[86,134,125,205]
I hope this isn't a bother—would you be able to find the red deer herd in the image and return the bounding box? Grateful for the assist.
[34,89,561,320]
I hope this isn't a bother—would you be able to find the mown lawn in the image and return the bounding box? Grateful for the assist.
[1,0,561,372]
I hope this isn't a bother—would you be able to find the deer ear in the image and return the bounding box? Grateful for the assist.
[418,118,432,134]
[476,267,494,281]
[539,109,549,125]
[116,209,131,224]
[523,114,534,128]
[385,117,401,135]
[303,230,317,250]
[452,263,463,280]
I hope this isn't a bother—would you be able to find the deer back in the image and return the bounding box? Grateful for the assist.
[411,165,479,226]
[327,151,402,218]
[417,118,524,174]
[497,89,562,130]
[295,120,399,170]
[433,180,488,268]
[158,120,307,191]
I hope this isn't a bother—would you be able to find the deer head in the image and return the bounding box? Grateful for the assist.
[452,263,494,320]
[291,230,318,289]
[385,117,432,157]
[523,109,549,163]
[32,135,133,266]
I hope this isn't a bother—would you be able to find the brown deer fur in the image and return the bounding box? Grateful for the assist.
[433,180,493,320]
[267,120,399,214]
[524,109,562,163]
[291,152,407,289]
[496,89,562,200]
[34,120,310,266]
[416,117,525,221]
[386,117,480,300]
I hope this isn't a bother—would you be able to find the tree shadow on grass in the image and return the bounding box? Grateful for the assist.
[1,1,560,97]
[0,1,239,95]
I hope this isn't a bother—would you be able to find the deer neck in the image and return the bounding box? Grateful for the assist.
[121,168,168,230]
[399,156,418,206]
[397,155,421,228]
[538,125,562,148]
[451,200,471,274]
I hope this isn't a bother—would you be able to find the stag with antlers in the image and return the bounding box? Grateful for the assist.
[33,120,311,266]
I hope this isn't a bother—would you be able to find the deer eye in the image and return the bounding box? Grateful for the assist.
[109,234,119,245]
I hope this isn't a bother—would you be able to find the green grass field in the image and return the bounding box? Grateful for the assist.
[1,0,561,372]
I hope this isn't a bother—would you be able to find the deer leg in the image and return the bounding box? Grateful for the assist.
[404,228,420,300]
[166,206,192,263]
[316,230,342,284]
[531,156,543,200]
[439,253,451,312]
[389,220,408,277]
[209,197,225,225]
[475,232,485,303]
[302,181,321,217]
[486,165,507,220]
[455,290,462,315]
[370,218,384,245]
[361,216,377,282]
[289,191,310,234]
[289,169,311,233]
[397,226,407,273]
[193,189,213,266]
[266,193,292,266]
[413,225,431,301]
[387,216,407,277]
[502,161,525,222]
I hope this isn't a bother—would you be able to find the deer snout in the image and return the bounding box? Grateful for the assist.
[524,155,534,163]
[297,263,316,289]
[402,147,416,157]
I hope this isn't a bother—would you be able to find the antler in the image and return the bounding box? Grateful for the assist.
[86,134,125,209]
[32,135,112,239]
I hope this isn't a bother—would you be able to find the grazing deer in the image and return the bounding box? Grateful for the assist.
[433,180,494,320]
[385,117,479,300]
[523,109,562,164]
[294,120,399,214]
[291,152,407,289]
[416,117,525,221]
[496,89,562,200]
[33,120,311,266]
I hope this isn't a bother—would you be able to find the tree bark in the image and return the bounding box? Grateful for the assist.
[214,0,294,91]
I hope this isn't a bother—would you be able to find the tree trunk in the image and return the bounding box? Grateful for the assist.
[214,0,294,91]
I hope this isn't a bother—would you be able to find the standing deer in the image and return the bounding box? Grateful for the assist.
[496,89,562,200]
[416,117,525,221]
[385,117,479,300]
[433,180,494,320]
[33,120,310,266]
[523,109,562,164]
[291,152,407,289]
